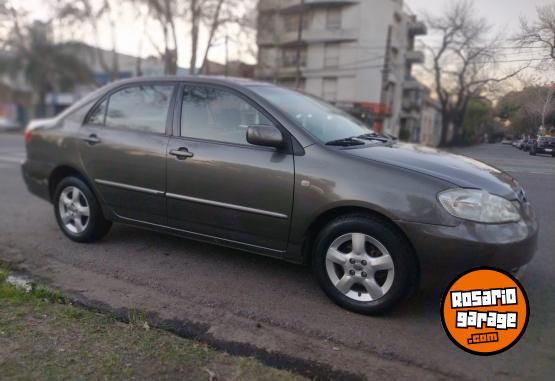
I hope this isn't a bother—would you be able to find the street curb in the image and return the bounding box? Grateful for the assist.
[1,261,364,381]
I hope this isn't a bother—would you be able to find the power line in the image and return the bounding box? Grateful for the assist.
[301,57,547,74]
[320,43,548,52]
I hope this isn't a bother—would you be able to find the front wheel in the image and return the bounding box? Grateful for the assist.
[529,149,536,156]
[312,214,417,315]
[54,176,112,243]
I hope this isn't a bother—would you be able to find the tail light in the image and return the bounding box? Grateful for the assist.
[23,128,32,144]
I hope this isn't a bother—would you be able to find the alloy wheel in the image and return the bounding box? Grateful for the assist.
[325,233,395,302]
[58,186,90,234]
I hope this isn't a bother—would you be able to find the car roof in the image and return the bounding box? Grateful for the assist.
[104,75,273,89]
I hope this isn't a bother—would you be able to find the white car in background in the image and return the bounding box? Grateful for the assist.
[0,117,22,131]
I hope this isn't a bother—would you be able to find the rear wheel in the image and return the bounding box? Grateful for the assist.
[54,176,111,242]
[312,214,417,315]
[529,148,536,156]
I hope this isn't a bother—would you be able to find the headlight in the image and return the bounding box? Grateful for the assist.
[438,189,521,223]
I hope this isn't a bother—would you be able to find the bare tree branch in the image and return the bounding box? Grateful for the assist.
[515,4,555,63]
[424,0,528,146]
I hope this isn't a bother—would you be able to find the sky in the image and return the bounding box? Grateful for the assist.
[406,0,547,36]
[406,0,553,88]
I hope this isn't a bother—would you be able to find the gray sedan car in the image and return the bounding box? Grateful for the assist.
[22,77,538,314]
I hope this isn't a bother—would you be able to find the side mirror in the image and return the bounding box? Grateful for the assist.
[246,125,284,148]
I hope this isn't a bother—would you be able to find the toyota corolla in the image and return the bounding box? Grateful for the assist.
[21,77,538,314]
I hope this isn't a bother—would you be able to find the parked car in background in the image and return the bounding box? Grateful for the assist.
[21,77,539,315]
[501,137,513,145]
[530,136,555,157]
[512,139,523,149]
[0,116,22,132]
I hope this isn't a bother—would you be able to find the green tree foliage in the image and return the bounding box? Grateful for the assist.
[462,98,495,143]
[497,86,555,138]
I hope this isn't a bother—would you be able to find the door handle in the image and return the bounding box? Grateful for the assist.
[83,134,101,145]
[169,148,194,160]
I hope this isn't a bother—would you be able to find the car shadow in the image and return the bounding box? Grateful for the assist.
[100,223,448,321]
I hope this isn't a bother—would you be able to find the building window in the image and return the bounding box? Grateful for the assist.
[281,47,307,67]
[322,77,338,102]
[326,8,342,30]
[284,12,311,32]
[258,13,276,36]
[324,43,340,68]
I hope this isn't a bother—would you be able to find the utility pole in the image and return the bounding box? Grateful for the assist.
[224,34,229,77]
[378,25,393,134]
[294,0,306,89]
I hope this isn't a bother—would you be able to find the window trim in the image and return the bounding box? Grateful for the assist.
[87,98,108,126]
[83,81,178,137]
[62,99,96,126]
[175,82,295,154]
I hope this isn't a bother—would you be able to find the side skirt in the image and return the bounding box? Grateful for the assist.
[109,212,293,262]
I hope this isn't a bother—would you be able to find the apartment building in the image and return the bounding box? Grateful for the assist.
[256,0,427,138]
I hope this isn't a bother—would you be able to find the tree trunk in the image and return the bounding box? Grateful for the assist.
[190,0,199,75]
[33,87,47,119]
[439,105,451,146]
[199,0,225,74]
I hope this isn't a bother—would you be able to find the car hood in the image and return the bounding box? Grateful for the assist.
[347,143,521,199]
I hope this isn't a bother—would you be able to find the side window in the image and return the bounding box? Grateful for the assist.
[86,100,107,126]
[181,86,273,145]
[105,85,174,134]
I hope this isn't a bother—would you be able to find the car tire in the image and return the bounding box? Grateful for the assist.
[312,214,417,315]
[530,149,536,156]
[53,176,112,243]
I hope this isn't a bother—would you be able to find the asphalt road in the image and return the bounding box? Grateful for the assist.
[1,133,554,380]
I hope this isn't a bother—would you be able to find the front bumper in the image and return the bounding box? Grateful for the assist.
[398,203,538,276]
[536,147,554,154]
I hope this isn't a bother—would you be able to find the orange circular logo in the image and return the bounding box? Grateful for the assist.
[441,267,529,356]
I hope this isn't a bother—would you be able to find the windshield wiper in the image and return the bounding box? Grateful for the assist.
[356,133,390,143]
[325,137,366,146]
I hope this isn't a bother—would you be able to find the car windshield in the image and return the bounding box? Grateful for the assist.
[249,85,374,144]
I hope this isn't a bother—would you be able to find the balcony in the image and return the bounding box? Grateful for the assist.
[402,97,422,111]
[400,110,421,120]
[406,50,425,64]
[280,0,359,13]
[258,0,284,12]
[257,30,281,47]
[280,28,358,46]
[403,78,422,90]
[256,65,305,79]
[408,21,427,36]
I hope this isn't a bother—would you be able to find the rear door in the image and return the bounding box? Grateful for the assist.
[165,84,295,252]
[79,83,175,224]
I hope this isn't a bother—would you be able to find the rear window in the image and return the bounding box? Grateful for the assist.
[84,84,175,134]
[105,85,174,134]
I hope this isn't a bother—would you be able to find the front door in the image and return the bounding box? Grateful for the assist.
[166,84,295,252]
[79,83,175,224]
